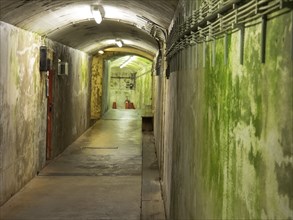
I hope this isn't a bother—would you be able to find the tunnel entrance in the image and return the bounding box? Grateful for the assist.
[90,52,154,120]
[108,55,153,111]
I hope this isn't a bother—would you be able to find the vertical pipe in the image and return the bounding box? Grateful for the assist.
[203,41,206,68]
[239,26,245,65]
[291,10,293,61]
[189,46,192,72]
[261,15,267,63]
[212,39,216,67]
[176,52,179,72]
[224,33,228,65]
[195,44,198,69]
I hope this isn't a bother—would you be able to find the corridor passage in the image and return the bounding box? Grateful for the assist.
[0,110,160,220]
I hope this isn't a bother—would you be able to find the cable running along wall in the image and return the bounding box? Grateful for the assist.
[166,0,293,61]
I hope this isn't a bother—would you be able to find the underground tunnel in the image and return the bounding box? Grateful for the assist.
[0,0,293,219]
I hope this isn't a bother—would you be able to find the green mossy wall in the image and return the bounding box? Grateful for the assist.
[166,12,292,220]
[134,69,152,110]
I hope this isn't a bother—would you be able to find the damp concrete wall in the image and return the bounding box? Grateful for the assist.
[91,52,121,118]
[49,42,91,158]
[0,21,47,206]
[0,21,91,205]
[134,68,152,111]
[102,60,111,115]
[159,9,293,220]
[91,55,103,119]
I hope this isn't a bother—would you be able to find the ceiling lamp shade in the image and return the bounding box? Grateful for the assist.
[91,6,103,24]
[115,40,123,48]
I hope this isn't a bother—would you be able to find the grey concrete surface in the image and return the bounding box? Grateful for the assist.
[0,110,143,220]
[0,1,178,54]
[141,132,165,220]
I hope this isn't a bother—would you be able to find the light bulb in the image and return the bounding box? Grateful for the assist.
[91,6,102,24]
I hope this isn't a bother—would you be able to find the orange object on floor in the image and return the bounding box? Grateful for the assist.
[129,103,135,109]
[112,102,117,109]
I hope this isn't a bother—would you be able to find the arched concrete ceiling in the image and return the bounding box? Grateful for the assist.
[110,55,152,73]
[49,20,157,55]
[0,0,178,55]
[105,47,154,60]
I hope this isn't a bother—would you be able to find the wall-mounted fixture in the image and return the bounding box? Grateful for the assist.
[115,40,123,48]
[91,5,103,24]
[40,46,52,72]
[40,46,48,72]
[58,59,68,76]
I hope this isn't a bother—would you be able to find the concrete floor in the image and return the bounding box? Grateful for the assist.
[0,109,165,220]
[141,133,165,220]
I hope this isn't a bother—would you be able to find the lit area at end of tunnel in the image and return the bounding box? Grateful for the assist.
[0,1,293,220]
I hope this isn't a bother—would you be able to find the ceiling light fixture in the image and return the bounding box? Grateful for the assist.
[91,5,103,24]
[115,40,123,48]
[120,56,135,69]
[98,50,104,54]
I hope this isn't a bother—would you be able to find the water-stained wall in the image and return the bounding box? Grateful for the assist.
[91,55,103,119]
[134,68,152,111]
[0,21,91,205]
[49,42,91,158]
[0,21,47,206]
[157,7,293,220]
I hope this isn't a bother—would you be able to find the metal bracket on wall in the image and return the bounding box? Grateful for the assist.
[281,0,293,9]
[212,39,216,67]
[291,11,293,61]
[239,25,245,65]
[203,41,206,68]
[224,33,229,65]
[195,44,198,69]
[261,15,267,63]
[166,64,171,79]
